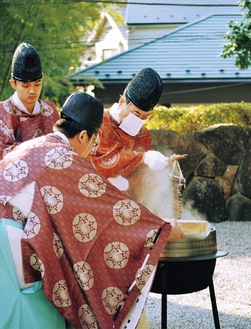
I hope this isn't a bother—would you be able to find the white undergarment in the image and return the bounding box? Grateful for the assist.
[6,182,35,289]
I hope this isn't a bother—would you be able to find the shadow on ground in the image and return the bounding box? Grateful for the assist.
[146,293,251,329]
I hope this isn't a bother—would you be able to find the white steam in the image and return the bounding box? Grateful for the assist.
[142,165,206,221]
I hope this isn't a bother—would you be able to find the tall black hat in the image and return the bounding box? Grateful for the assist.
[125,68,163,112]
[11,43,43,82]
[61,91,104,134]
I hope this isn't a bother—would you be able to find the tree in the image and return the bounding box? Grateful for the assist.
[221,0,251,70]
[0,0,124,106]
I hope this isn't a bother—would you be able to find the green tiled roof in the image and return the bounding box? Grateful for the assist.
[70,14,251,86]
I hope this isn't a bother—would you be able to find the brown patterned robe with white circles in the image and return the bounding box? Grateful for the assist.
[0,133,171,329]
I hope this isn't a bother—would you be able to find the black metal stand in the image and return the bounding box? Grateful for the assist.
[150,251,227,329]
[209,279,220,329]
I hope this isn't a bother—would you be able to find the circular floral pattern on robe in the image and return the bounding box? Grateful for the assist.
[72,213,97,242]
[99,153,120,168]
[78,173,106,198]
[78,304,98,329]
[40,186,63,214]
[0,194,11,206]
[30,253,44,278]
[102,287,124,315]
[113,199,141,226]
[12,206,26,226]
[104,242,130,269]
[22,212,41,239]
[20,116,29,122]
[41,103,54,116]
[26,136,46,149]
[33,129,43,138]
[144,229,159,248]
[52,280,72,308]
[3,160,28,182]
[73,261,94,291]
[53,233,64,258]
[0,118,14,139]
[4,100,16,115]
[45,147,73,170]
[135,264,155,290]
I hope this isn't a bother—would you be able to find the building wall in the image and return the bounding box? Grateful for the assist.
[127,25,179,49]
[93,82,251,108]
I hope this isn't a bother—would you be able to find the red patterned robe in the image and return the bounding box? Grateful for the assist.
[0,96,59,159]
[0,133,171,329]
[89,110,156,203]
[89,110,152,179]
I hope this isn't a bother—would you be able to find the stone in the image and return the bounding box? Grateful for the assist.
[215,165,238,200]
[149,125,251,222]
[194,124,249,165]
[234,136,251,199]
[150,129,207,178]
[195,153,227,177]
[182,177,225,222]
[226,193,251,221]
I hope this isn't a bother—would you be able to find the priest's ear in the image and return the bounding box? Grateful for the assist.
[78,130,87,143]
[9,79,17,90]
[118,94,126,105]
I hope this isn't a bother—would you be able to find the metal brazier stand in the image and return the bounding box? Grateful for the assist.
[150,161,228,328]
[150,251,228,329]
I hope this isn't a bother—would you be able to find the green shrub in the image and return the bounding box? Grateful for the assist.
[145,102,251,134]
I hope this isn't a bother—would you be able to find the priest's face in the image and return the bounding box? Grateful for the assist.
[9,79,42,113]
[119,96,150,123]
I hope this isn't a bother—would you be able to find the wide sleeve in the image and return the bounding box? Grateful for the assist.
[0,102,19,159]
[0,99,59,159]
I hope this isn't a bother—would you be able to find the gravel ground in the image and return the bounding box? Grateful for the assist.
[146,222,251,329]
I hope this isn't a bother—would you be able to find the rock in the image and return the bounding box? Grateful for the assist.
[195,153,227,177]
[182,177,225,222]
[194,124,249,165]
[233,136,251,199]
[150,125,251,222]
[226,193,251,221]
[150,130,207,178]
[215,165,238,200]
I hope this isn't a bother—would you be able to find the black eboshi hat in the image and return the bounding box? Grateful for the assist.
[61,91,104,134]
[11,43,43,82]
[125,67,163,112]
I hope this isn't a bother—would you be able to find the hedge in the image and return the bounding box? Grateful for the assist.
[145,102,251,134]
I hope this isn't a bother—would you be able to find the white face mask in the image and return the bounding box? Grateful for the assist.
[119,112,147,136]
